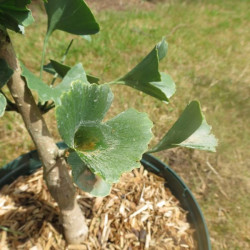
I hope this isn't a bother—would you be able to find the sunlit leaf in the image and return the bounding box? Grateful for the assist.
[68,152,111,197]
[149,101,217,153]
[54,64,89,105]
[56,82,153,183]
[0,59,13,88]
[111,39,175,102]
[56,82,113,147]
[0,0,34,34]
[0,93,6,117]
[21,62,89,105]
[146,72,176,101]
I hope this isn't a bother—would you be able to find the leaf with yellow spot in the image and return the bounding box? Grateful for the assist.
[56,82,153,185]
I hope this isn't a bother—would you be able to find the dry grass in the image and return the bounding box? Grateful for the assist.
[0,0,249,249]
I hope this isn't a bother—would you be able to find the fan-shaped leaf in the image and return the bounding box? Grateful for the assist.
[149,101,217,153]
[45,0,99,38]
[20,61,51,102]
[56,82,153,183]
[40,0,99,76]
[43,62,56,75]
[111,39,175,102]
[50,60,71,77]
[0,59,13,88]
[56,82,113,148]
[68,152,111,197]
[0,93,6,117]
[146,72,176,102]
[44,60,99,83]
[0,0,34,34]
[21,62,89,105]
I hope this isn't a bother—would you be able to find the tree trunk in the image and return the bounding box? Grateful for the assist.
[0,30,88,244]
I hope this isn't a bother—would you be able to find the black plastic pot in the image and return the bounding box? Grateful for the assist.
[0,146,211,250]
[141,154,211,250]
[0,142,68,188]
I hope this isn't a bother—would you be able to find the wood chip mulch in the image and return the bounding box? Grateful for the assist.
[0,166,196,249]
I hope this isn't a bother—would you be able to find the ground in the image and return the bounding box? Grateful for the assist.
[85,0,163,11]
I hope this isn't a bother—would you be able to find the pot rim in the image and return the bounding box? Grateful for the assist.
[141,153,211,250]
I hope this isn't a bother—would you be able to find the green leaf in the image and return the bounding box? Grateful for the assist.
[149,101,218,153]
[50,59,70,77]
[56,82,113,147]
[86,74,100,84]
[41,0,99,76]
[43,62,56,75]
[112,39,175,102]
[44,59,100,83]
[55,64,89,104]
[146,72,176,101]
[21,62,89,105]
[0,59,13,88]
[56,82,153,183]
[0,92,6,117]
[20,61,52,102]
[0,0,34,34]
[68,152,111,197]
[44,0,99,38]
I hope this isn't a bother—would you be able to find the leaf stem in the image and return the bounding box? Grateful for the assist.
[106,79,123,85]
[39,39,75,112]
[50,39,74,86]
[61,39,74,64]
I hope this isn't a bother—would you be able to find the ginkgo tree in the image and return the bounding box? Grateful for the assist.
[0,0,217,244]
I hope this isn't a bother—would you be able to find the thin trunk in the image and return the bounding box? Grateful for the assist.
[0,30,88,244]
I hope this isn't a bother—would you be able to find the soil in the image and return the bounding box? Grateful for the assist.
[0,166,196,249]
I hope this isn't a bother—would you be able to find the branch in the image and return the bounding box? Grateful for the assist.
[0,30,88,244]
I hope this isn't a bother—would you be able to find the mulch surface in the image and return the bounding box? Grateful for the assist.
[0,166,196,249]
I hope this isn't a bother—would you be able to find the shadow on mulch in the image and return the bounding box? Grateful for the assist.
[0,185,94,247]
[0,190,62,244]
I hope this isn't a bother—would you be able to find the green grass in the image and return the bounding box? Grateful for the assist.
[1,0,249,249]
